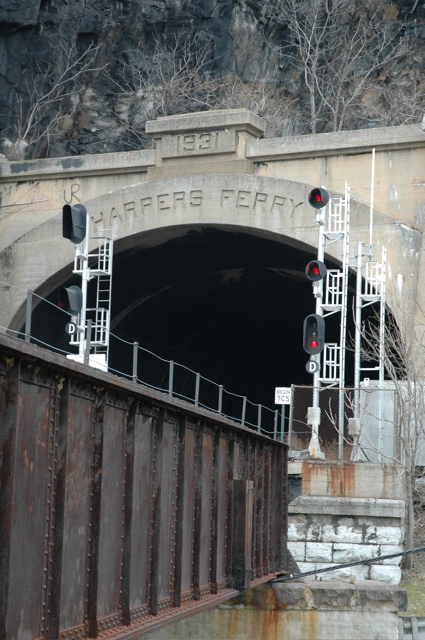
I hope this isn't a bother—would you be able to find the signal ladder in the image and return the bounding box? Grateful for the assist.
[70,235,113,370]
[318,184,350,387]
[353,243,386,384]
[350,243,386,460]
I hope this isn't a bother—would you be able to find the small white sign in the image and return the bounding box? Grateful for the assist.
[275,387,292,405]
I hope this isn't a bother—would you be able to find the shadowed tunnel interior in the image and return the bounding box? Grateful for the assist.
[29,225,357,423]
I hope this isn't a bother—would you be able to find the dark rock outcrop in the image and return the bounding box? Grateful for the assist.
[0,0,423,159]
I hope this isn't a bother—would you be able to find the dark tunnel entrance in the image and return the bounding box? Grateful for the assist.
[28,224,357,422]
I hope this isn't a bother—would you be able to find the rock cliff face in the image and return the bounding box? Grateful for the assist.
[0,0,424,159]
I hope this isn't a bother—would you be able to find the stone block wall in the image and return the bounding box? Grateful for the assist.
[288,513,404,585]
[287,461,405,585]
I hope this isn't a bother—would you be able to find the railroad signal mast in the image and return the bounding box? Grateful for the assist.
[61,204,113,371]
[303,177,386,460]
[303,184,351,458]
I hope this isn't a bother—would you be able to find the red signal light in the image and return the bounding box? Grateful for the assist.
[305,260,327,282]
[308,187,329,209]
[303,314,325,355]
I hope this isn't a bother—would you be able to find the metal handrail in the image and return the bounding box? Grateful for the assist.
[0,282,281,439]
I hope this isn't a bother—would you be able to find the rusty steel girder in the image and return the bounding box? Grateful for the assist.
[0,334,288,640]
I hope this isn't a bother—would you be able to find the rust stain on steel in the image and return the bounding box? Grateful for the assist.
[0,334,288,640]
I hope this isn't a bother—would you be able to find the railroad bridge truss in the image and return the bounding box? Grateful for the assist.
[0,334,289,640]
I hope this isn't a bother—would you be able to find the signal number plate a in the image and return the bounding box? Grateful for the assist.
[275,387,292,405]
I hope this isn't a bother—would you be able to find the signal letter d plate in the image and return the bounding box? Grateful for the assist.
[306,360,319,374]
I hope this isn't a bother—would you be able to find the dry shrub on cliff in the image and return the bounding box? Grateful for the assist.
[109,33,296,148]
[108,33,214,141]
[3,42,104,160]
[355,77,425,128]
[270,0,423,133]
[206,73,297,138]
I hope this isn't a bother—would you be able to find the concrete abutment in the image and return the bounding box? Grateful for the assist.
[140,581,407,640]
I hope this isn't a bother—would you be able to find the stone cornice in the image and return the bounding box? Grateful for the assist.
[289,495,405,518]
[247,123,425,161]
[145,109,266,137]
[0,149,155,181]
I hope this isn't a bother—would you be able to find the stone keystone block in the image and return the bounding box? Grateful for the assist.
[333,544,377,563]
[322,524,363,544]
[287,541,306,562]
[305,542,333,562]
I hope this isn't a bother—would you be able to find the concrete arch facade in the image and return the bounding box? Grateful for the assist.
[0,109,424,337]
[1,172,420,333]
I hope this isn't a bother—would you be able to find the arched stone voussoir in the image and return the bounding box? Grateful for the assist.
[84,173,385,254]
[88,173,309,237]
[83,173,421,313]
[0,172,420,333]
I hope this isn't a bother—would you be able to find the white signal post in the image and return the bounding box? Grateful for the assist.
[309,190,327,459]
[307,184,351,459]
[76,211,90,359]
[64,208,114,372]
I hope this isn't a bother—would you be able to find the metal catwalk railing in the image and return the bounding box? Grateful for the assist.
[1,281,281,440]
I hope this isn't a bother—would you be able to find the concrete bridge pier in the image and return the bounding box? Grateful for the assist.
[141,580,407,640]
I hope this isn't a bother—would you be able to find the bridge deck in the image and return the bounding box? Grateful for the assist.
[0,334,288,640]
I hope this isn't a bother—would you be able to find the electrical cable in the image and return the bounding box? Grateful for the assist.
[269,545,425,582]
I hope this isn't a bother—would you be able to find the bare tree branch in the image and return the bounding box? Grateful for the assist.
[353,304,425,568]
[4,42,105,159]
[270,0,418,133]
[108,33,295,148]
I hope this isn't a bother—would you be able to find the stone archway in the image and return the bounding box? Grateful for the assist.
[3,172,413,332]
[0,171,418,408]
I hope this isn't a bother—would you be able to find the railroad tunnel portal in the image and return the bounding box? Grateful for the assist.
[2,171,418,417]
[29,221,346,414]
